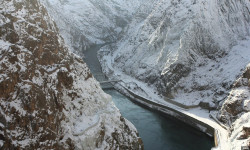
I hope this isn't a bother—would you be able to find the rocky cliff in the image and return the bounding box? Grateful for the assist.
[0,0,142,149]
[219,64,250,149]
[38,0,250,149]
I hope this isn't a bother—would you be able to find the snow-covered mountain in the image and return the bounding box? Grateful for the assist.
[40,0,250,149]
[42,0,154,54]
[99,0,250,107]
[0,0,142,149]
[44,0,250,105]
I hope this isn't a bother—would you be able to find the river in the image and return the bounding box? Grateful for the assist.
[83,45,214,150]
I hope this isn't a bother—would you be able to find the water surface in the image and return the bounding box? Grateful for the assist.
[83,45,214,150]
[105,90,213,150]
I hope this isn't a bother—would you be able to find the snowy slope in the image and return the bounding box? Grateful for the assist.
[99,0,250,107]
[41,0,250,149]
[42,0,154,54]
[41,0,250,106]
[0,0,142,149]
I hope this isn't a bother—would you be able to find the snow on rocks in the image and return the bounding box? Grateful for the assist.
[0,0,142,149]
[99,0,250,107]
[41,0,250,149]
[218,64,250,149]
[229,112,250,150]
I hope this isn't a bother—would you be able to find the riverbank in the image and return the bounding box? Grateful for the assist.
[97,47,230,150]
[105,89,214,150]
[83,44,215,149]
[114,82,229,146]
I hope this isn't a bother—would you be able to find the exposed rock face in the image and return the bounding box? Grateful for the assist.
[219,65,250,124]
[219,64,250,149]
[0,0,142,149]
[36,0,250,149]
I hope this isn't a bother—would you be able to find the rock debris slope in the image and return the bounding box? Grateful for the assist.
[0,0,142,149]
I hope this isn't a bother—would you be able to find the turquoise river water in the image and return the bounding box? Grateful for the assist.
[83,45,214,150]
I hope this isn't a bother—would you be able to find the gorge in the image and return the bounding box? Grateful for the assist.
[83,44,214,150]
[44,0,250,149]
[0,0,250,149]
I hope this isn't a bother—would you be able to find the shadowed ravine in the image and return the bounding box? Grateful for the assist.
[83,45,214,150]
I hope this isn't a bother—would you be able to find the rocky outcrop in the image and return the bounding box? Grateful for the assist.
[219,65,250,124]
[0,0,142,149]
[219,64,250,149]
